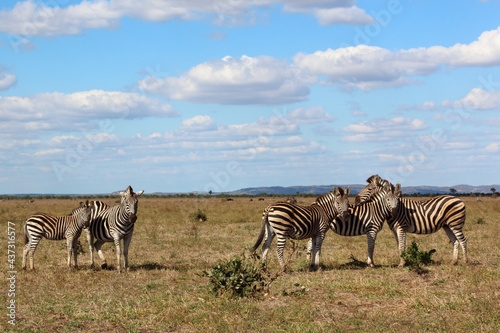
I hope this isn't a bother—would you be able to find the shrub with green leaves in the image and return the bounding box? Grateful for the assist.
[191,209,207,222]
[401,241,436,273]
[202,257,266,298]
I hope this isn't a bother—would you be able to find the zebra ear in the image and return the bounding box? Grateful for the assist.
[395,183,402,196]
[136,190,144,196]
[85,199,89,206]
[345,186,350,196]
[334,187,343,197]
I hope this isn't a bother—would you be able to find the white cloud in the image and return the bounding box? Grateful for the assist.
[283,1,374,25]
[286,106,334,124]
[179,115,217,132]
[314,6,374,25]
[342,117,427,142]
[398,101,437,112]
[485,142,500,152]
[0,90,179,137]
[441,88,500,110]
[139,55,312,105]
[0,0,375,38]
[427,27,500,68]
[0,72,16,91]
[294,45,438,91]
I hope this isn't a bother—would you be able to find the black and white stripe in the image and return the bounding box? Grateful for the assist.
[357,176,468,266]
[84,186,144,273]
[309,182,401,267]
[252,187,350,271]
[388,195,467,266]
[22,200,92,271]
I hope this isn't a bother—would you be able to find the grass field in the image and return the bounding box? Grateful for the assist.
[1,196,499,332]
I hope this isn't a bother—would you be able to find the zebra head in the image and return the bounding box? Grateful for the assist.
[355,174,391,205]
[334,186,350,222]
[119,186,144,222]
[77,200,92,228]
[381,183,401,215]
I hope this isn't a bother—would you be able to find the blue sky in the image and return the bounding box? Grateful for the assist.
[1,0,499,194]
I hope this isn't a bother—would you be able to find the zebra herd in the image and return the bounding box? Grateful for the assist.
[23,186,143,273]
[252,175,468,270]
[22,176,468,273]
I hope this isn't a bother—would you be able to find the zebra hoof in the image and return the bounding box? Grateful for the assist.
[101,263,108,269]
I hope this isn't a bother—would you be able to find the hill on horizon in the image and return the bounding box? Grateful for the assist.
[229,184,500,196]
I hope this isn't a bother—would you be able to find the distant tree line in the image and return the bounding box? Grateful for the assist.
[1,190,498,201]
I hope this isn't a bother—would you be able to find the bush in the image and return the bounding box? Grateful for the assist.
[191,209,207,222]
[202,256,266,298]
[401,241,436,273]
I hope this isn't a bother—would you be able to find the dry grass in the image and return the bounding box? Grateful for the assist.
[1,196,499,332]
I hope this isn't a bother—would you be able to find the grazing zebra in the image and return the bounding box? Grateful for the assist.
[22,200,92,271]
[251,187,350,271]
[357,177,468,266]
[85,186,144,273]
[309,182,401,268]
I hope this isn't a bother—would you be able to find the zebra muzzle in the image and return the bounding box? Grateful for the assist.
[129,213,137,223]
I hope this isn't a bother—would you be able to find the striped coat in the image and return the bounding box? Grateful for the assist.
[388,195,467,266]
[22,200,92,271]
[84,186,144,273]
[252,187,350,271]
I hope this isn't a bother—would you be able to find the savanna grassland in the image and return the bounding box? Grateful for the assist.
[1,196,499,332]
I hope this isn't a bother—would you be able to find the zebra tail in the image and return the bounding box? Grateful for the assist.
[251,210,269,253]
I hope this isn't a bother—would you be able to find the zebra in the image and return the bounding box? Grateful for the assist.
[308,181,401,268]
[357,177,468,266]
[84,186,144,273]
[22,200,92,271]
[251,187,350,271]
[355,174,384,205]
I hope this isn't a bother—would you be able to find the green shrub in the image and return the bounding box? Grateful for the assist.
[191,209,207,222]
[401,241,436,273]
[202,256,266,298]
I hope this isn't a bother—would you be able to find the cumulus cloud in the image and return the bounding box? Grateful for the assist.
[0,72,17,91]
[0,0,375,38]
[342,117,427,142]
[139,55,312,105]
[283,0,374,25]
[441,88,500,110]
[179,115,217,132]
[294,45,439,91]
[0,90,179,137]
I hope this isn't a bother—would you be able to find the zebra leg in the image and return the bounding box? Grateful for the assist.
[261,225,275,265]
[28,237,42,271]
[113,236,123,273]
[22,242,30,270]
[85,229,95,268]
[275,235,287,268]
[310,234,324,272]
[443,225,468,265]
[94,239,107,269]
[392,228,407,267]
[366,231,378,268]
[66,237,74,269]
[123,233,133,272]
[442,225,458,264]
[306,238,313,261]
[71,237,79,269]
